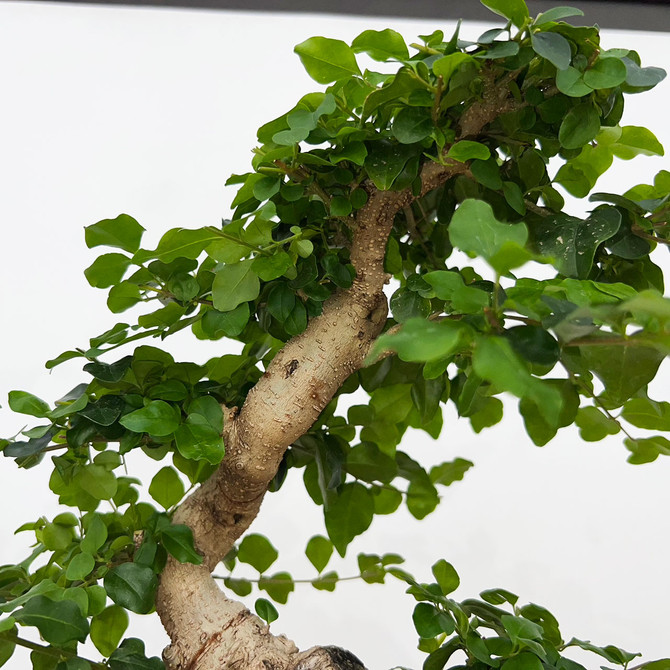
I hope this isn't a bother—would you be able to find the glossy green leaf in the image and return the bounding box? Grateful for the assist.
[294,37,361,84]
[556,66,593,97]
[104,563,158,614]
[364,141,417,190]
[81,514,108,554]
[610,126,664,159]
[14,596,89,645]
[238,534,279,573]
[159,524,203,565]
[134,227,219,264]
[432,52,476,84]
[119,400,181,436]
[533,209,620,278]
[85,214,144,253]
[90,605,129,658]
[108,638,164,670]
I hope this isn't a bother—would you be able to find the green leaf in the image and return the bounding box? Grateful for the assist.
[580,344,665,407]
[107,281,142,313]
[432,559,460,595]
[0,635,14,668]
[149,467,185,509]
[8,391,50,418]
[159,524,203,565]
[79,394,124,426]
[85,253,133,288]
[254,598,278,624]
[346,442,397,483]
[559,103,601,149]
[212,260,260,312]
[238,534,279,573]
[325,483,374,556]
[259,572,294,604]
[390,288,431,322]
[480,0,529,27]
[392,107,433,144]
[104,563,158,614]
[610,126,664,159]
[364,141,417,190]
[413,602,454,638]
[76,464,118,501]
[473,336,562,425]
[119,400,181,437]
[81,514,108,554]
[501,651,543,670]
[252,252,293,282]
[584,57,628,89]
[90,605,129,658]
[305,536,333,573]
[556,66,593,97]
[575,406,620,441]
[533,209,620,278]
[108,638,164,670]
[14,596,89,645]
[432,52,476,84]
[134,227,219,264]
[351,29,409,61]
[622,397,670,430]
[370,318,471,363]
[447,140,490,162]
[534,6,584,25]
[66,552,95,581]
[267,283,296,322]
[531,31,572,70]
[294,37,361,84]
[448,199,528,273]
[430,458,474,486]
[85,214,144,253]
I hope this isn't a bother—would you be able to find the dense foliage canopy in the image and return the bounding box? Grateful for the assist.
[1,1,670,669]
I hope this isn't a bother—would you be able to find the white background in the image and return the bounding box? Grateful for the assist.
[0,3,669,668]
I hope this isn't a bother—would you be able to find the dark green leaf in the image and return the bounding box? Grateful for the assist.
[159,524,203,565]
[14,596,89,645]
[325,483,374,556]
[79,395,124,426]
[584,57,627,89]
[108,638,164,670]
[254,598,278,624]
[432,559,460,595]
[392,107,433,144]
[480,0,530,27]
[559,103,601,149]
[104,563,158,614]
[534,6,584,25]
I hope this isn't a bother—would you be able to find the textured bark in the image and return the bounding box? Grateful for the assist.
[156,80,513,669]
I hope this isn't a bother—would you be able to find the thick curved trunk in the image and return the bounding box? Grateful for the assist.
[156,159,470,669]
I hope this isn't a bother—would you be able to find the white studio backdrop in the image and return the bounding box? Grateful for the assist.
[0,3,669,668]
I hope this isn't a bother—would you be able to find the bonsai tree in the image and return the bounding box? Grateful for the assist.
[1,1,669,668]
